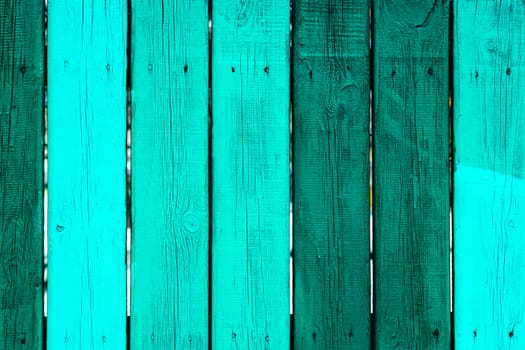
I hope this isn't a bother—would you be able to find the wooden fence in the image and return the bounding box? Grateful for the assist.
[1,0,523,349]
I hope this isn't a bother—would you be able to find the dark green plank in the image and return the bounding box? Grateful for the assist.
[373,1,450,349]
[293,0,370,348]
[212,0,290,348]
[0,0,44,348]
[454,2,525,348]
[130,0,209,348]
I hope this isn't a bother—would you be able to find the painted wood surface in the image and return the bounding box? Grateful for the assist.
[130,0,209,348]
[0,0,44,348]
[454,1,525,348]
[292,0,370,348]
[211,0,290,348]
[373,1,450,349]
[47,1,127,349]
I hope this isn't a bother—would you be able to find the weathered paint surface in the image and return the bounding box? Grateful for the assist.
[0,0,44,348]
[211,0,290,348]
[454,2,525,348]
[130,0,209,348]
[293,0,371,348]
[373,1,451,349]
[47,1,127,349]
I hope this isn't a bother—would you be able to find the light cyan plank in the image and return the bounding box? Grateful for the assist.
[373,1,450,349]
[130,0,209,348]
[211,0,290,348]
[0,0,44,348]
[454,1,525,349]
[292,0,371,348]
[47,1,127,349]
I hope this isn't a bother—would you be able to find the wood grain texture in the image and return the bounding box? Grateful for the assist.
[373,1,450,349]
[130,0,209,348]
[211,0,290,348]
[454,1,525,348]
[292,0,370,348]
[47,1,127,349]
[0,0,44,348]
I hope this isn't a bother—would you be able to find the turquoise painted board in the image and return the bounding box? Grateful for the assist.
[373,1,450,349]
[130,0,209,348]
[454,1,525,348]
[47,1,127,349]
[211,0,290,348]
[0,0,44,348]
[292,0,370,348]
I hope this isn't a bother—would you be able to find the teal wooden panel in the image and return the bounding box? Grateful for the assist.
[211,0,290,348]
[130,0,209,348]
[454,1,525,348]
[373,1,450,349]
[292,0,370,348]
[47,1,127,349]
[0,0,44,348]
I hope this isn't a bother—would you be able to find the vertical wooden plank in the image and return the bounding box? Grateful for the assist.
[130,0,209,348]
[0,0,44,348]
[47,1,127,349]
[292,0,370,348]
[454,1,525,348]
[211,0,290,348]
[373,1,450,349]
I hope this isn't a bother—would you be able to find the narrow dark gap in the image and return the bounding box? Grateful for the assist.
[126,2,132,90]
[126,0,132,349]
[448,0,455,349]
[43,316,47,350]
[43,0,49,348]
[368,0,376,349]
[126,316,131,350]
[289,0,295,347]
[207,0,213,348]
